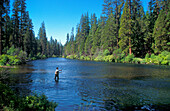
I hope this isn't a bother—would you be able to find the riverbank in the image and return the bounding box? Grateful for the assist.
[0,82,57,110]
[64,51,170,66]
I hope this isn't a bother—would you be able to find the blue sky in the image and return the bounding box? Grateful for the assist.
[10,0,148,45]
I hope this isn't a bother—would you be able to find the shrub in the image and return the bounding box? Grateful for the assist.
[113,49,124,63]
[103,55,114,62]
[7,46,20,56]
[24,94,57,111]
[145,53,150,59]
[80,56,84,60]
[0,83,57,110]
[103,49,110,56]
[124,54,135,63]
[94,55,104,61]
[154,56,163,65]
[84,56,91,61]
[132,58,143,64]
[42,55,47,59]
[0,55,9,66]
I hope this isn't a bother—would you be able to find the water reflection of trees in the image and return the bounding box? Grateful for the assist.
[7,67,34,96]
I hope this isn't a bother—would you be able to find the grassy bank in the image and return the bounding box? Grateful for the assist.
[64,50,170,66]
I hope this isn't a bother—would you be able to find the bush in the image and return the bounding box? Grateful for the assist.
[84,56,91,61]
[80,56,84,60]
[103,55,114,62]
[24,94,57,111]
[7,46,20,56]
[94,55,104,61]
[124,54,135,63]
[0,55,9,66]
[0,83,57,110]
[132,58,143,64]
[103,49,110,56]
[0,55,22,66]
[42,55,47,59]
[154,56,163,65]
[113,49,124,63]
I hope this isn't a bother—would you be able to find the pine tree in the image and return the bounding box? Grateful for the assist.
[85,13,98,56]
[38,22,47,55]
[79,13,90,55]
[3,0,10,52]
[119,1,132,55]
[70,27,75,54]
[12,0,21,48]
[113,0,124,49]
[131,0,146,57]
[101,13,117,54]
[20,0,27,49]
[153,7,170,53]
[102,0,114,20]
[0,0,4,55]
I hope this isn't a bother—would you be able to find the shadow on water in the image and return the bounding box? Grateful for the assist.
[6,58,170,110]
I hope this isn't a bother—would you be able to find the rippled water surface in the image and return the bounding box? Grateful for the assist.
[9,58,170,110]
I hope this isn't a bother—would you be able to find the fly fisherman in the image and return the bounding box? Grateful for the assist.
[55,67,62,81]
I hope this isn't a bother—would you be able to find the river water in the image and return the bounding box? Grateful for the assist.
[8,58,170,110]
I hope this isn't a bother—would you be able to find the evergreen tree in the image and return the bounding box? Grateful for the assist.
[101,13,117,54]
[153,7,170,53]
[70,27,75,54]
[113,0,124,49]
[20,0,27,49]
[102,0,114,20]
[12,0,21,48]
[85,13,98,56]
[119,1,132,55]
[3,0,10,52]
[38,22,47,55]
[0,0,10,55]
[131,0,146,57]
[78,13,90,55]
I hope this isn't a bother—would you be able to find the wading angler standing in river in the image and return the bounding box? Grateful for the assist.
[55,67,62,81]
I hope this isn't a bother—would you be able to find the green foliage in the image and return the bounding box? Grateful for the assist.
[7,46,20,56]
[24,94,57,111]
[84,56,91,61]
[132,58,144,64]
[124,54,135,63]
[104,55,114,62]
[0,83,57,110]
[0,55,22,66]
[152,9,170,53]
[113,49,125,63]
[143,51,170,65]
[62,1,169,66]
[94,55,104,61]
[103,49,110,56]
[80,56,85,60]
[118,2,132,55]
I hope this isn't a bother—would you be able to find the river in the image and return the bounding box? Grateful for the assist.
[8,58,170,110]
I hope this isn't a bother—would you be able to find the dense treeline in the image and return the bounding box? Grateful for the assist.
[64,0,170,65]
[0,0,63,59]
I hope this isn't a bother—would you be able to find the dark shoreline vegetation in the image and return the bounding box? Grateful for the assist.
[0,68,57,111]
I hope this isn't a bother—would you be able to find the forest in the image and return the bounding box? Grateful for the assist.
[64,0,170,65]
[0,0,63,66]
